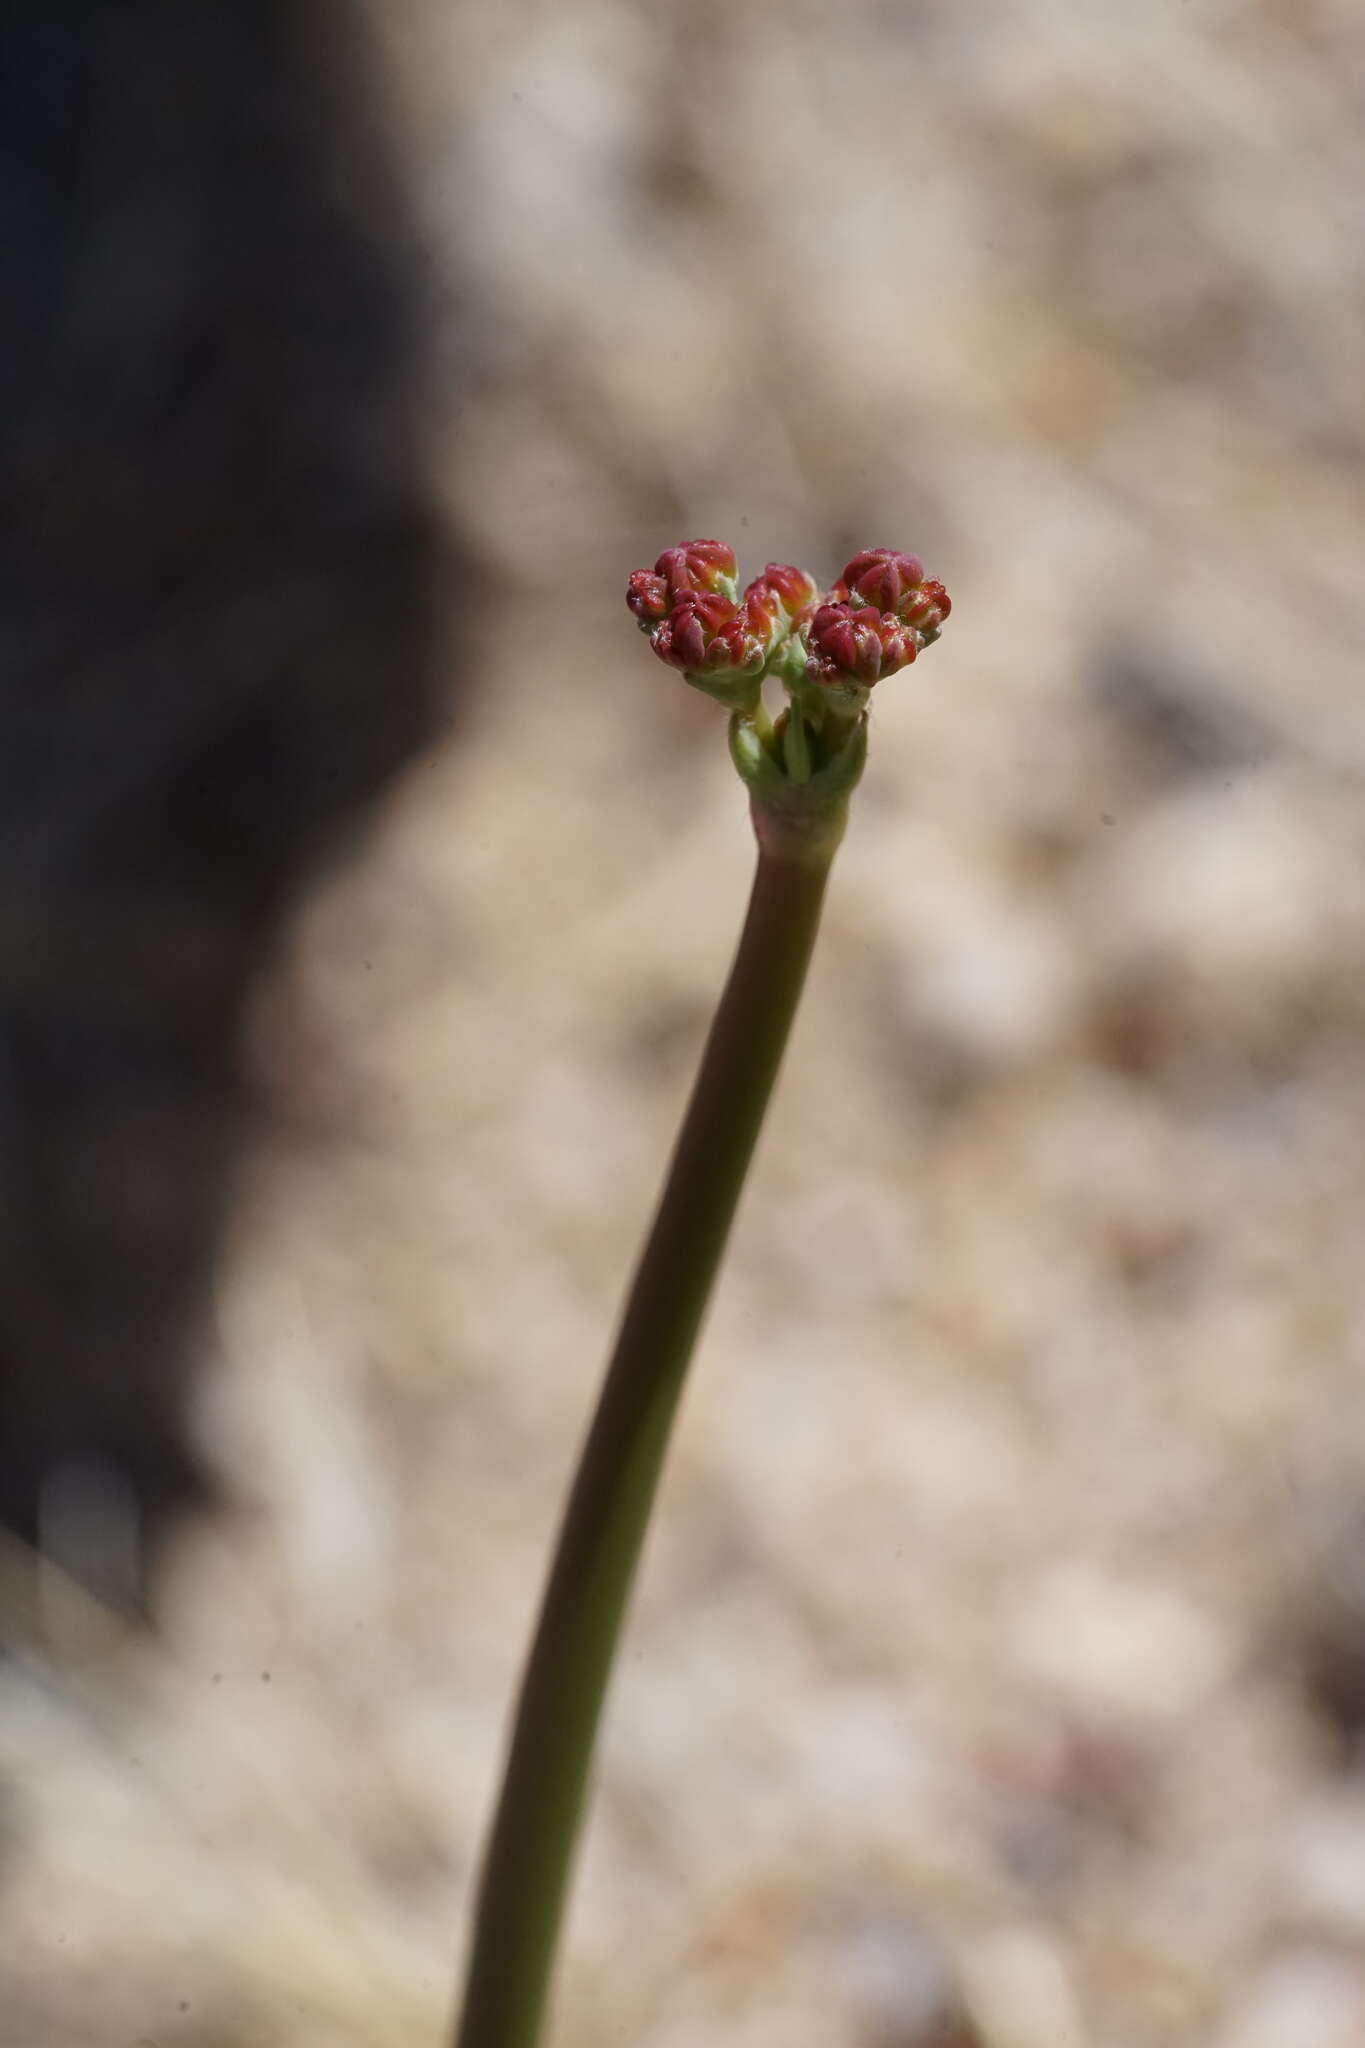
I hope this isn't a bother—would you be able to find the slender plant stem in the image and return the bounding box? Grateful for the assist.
[453,830,838,2048]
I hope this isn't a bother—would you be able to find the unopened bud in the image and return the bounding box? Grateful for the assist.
[735,585,784,667]
[804,601,919,691]
[626,568,671,626]
[744,563,818,626]
[651,592,764,678]
[833,549,952,642]
[628,539,741,633]
[656,539,739,604]
[899,577,951,641]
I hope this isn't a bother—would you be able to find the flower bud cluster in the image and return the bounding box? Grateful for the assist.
[804,602,920,690]
[831,549,951,643]
[653,589,766,679]
[626,540,739,626]
[626,541,948,714]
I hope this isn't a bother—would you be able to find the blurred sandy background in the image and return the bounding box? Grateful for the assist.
[5,1,1365,2042]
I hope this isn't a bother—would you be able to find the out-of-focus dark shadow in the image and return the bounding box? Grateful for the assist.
[0,2,462,1608]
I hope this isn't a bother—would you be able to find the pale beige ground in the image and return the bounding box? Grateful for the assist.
[5,2,1365,2043]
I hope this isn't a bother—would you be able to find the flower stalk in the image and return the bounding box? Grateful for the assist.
[452,540,949,2048]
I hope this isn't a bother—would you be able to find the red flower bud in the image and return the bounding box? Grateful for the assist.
[627,539,740,635]
[626,568,671,625]
[804,601,919,688]
[652,590,767,677]
[832,549,950,639]
[899,578,951,638]
[744,562,819,627]
[706,566,819,674]
[655,538,738,603]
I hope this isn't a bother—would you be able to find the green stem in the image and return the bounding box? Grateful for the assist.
[452,819,841,2048]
